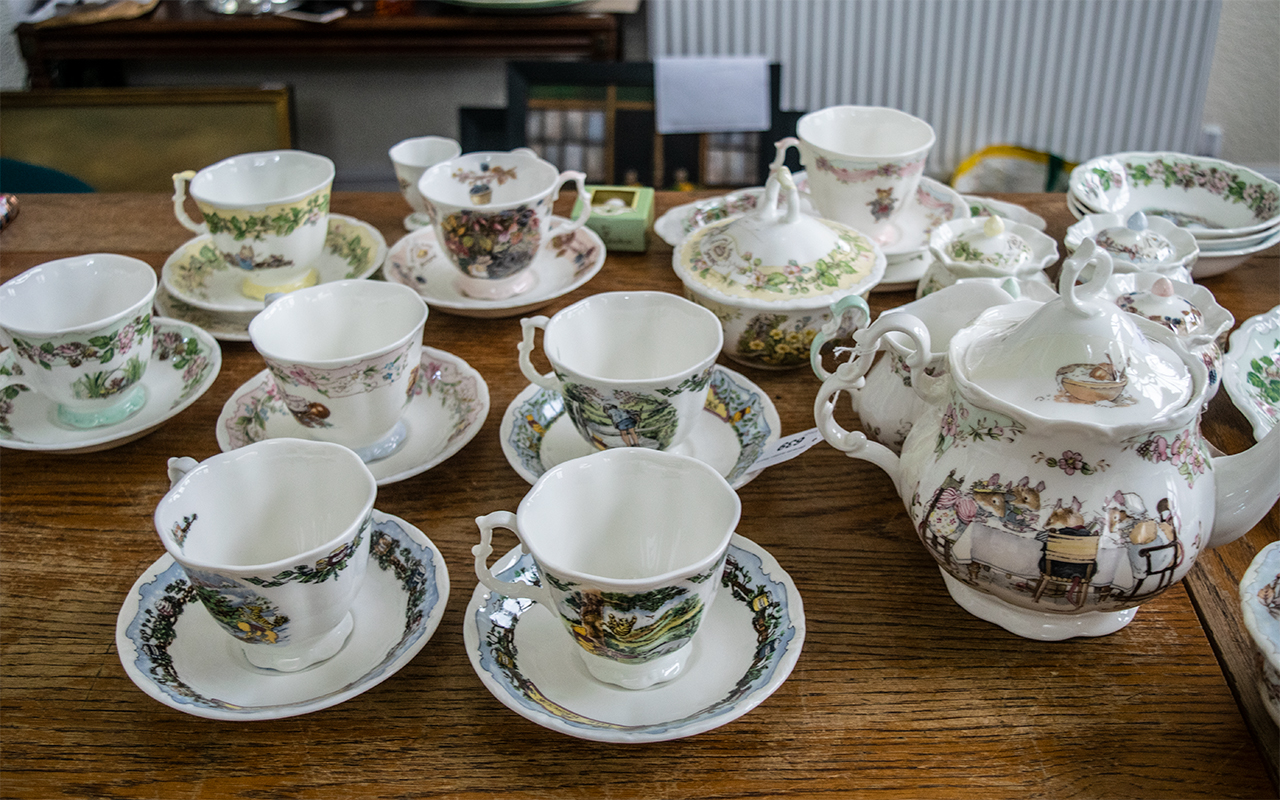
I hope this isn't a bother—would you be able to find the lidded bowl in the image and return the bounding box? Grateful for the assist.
[1065,212,1198,282]
[920,215,1057,298]
[673,166,885,370]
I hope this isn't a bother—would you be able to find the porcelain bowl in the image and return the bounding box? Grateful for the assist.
[1069,152,1280,238]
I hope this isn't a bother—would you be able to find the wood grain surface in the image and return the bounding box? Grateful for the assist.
[1,191,1276,799]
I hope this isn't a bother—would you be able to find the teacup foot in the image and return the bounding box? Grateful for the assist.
[576,641,693,690]
[241,267,320,301]
[404,212,431,231]
[455,269,538,301]
[241,611,356,673]
[56,384,147,429]
[351,420,409,464]
[939,570,1138,641]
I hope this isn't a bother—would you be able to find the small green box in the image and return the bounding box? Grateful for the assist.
[573,186,655,253]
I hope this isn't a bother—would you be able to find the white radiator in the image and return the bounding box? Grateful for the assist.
[649,0,1222,178]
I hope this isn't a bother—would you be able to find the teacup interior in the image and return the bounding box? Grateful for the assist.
[0,256,155,333]
[521,452,739,581]
[545,293,721,381]
[193,151,333,206]
[390,137,461,170]
[420,153,560,207]
[799,106,934,158]
[250,282,426,363]
[159,444,374,568]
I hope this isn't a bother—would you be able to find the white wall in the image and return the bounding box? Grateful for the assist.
[2,0,1276,187]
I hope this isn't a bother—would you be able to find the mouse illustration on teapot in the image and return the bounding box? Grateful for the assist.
[814,240,1279,640]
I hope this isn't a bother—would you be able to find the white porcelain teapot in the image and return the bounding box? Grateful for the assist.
[814,239,1280,640]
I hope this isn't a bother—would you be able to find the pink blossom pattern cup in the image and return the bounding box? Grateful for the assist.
[418,149,591,300]
[775,106,935,247]
[0,254,157,429]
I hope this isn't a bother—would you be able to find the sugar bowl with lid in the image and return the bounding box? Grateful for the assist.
[672,166,885,370]
[814,239,1280,640]
[1064,211,1198,283]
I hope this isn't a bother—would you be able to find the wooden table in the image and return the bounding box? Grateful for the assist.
[17,0,619,88]
[1,191,1276,799]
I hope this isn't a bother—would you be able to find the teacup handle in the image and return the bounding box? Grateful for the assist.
[171,171,206,235]
[517,316,561,393]
[809,294,871,380]
[547,171,592,238]
[166,456,199,488]
[472,511,557,608]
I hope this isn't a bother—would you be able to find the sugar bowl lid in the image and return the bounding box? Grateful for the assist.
[1116,276,1205,336]
[952,239,1199,429]
[929,215,1058,277]
[1095,212,1175,263]
[674,166,884,305]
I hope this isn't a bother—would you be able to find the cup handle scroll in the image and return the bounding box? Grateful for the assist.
[517,316,561,393]
[547,171,592,239]
[171,171,207,235]
[472,511,557,608]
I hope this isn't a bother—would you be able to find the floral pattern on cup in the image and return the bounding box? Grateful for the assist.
[1126,425,1210,489]
[543,556,723,664]
[935,391,1026,456]
[243,517,370,588]
[684,223,878,298]
[734,313,820,368]
[439,205,542,279]
[263,346,415,401]
[9,312,153,400]
[200,190,329,252]
[1121,157,1280,223]
[814,154,925,184]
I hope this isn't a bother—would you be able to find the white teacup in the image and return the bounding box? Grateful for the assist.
[518,291,723,452]
[247,280,428,462]
[418,148,591,300]
[389,135,462,231]
[473,447,741,689]
[0,254,157,429]
[775,106,935,247]
[157,439,377,673]
[172,150,335,300]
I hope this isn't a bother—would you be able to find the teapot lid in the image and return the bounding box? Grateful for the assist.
[942,215,1033,268]
[952,239,1197,428]
[674,166,883,304]
[1116,277,1205,336]
[1095,212,1175,264]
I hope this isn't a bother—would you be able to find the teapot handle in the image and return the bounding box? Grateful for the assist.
[809,295,871,380]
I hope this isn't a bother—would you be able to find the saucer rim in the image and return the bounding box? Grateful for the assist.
[383,217,606,318]
[154,282,254,342]
[463,532,805,743]
[160,213,388,314]
[0,317,222,453]
[115,509,449,721]
[214,345,490,486]
[497,363,781,490]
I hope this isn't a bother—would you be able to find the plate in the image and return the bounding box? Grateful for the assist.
[0,318,221,453]
[1223,305,1280,441]
[162,214,387,313]
[382,219,605,318]
[116,511,448,721]
[500,364,780,489]
[154,282,254,342]
[465,533,804,742]
[217,347,489,485]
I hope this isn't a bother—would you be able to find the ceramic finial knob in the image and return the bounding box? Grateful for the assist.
[1152,277,1175,297]
[1127,211,1148,232]
[983,214,1005,238]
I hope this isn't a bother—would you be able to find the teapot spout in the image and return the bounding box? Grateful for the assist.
[1209,423,1280,549]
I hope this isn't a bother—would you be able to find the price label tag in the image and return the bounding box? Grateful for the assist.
[746,427,826,473]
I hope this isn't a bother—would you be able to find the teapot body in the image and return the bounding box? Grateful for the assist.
[898,381,1212,618]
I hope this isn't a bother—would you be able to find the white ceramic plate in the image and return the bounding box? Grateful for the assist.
[465,533,804,743]
[500,364,780,489]
[117,511,448,721]
[216,347,489,485]
[382,218,605,318]
[1192,227,1280,278]
[0,318,221,453]
[162,214,387,313]
[1223,305,1280,441]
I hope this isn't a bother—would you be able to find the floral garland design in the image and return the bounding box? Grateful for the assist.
[1245,339,1280,423]
[202,191,329,242]
[1125,157,1280,223]
[439,205,541,279]
[243,517,368,588]
[935,394,1025,455]
[945,235,1033,268]
[1126,427,1210,489]
[683,224,876,297]
[814,155,925,184]
[263,346,414,400]
[1032,450,1110,476]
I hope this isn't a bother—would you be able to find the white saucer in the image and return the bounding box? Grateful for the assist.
[0,317,221,453]
[162,214,387,314]
[465,533,804,743]
[500,364,780,489]
[874,250,933,293]
[383,217,606,318]
[1223,305,1280,441]
[154,282,254,342]
[216,347,489,485]
[963,195,1048,231]
[116,510,448,721]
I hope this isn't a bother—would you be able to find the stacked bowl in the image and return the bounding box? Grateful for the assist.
[1067,151,1280,278]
